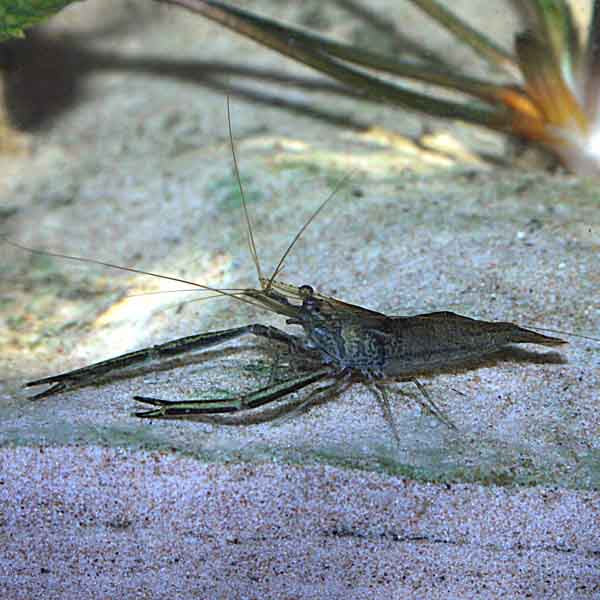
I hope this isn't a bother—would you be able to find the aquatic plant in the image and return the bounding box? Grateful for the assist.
[164,0,600,174]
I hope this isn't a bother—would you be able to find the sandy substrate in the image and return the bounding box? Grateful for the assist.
[1,445,598,600]
[1,2,599,598]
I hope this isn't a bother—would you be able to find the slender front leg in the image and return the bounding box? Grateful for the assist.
[133,366,334,423]
[371,383,401,444]
[373,379,457,435]
[411,379,457,430]
[26,324,300,399]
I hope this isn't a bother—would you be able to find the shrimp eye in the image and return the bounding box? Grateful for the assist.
[299,285,314,298]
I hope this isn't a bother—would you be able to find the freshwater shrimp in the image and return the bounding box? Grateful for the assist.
[10,104,586,442]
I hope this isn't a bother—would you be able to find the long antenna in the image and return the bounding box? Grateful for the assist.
[268,170,354,287]
[226,97,263,283]
[3,237,270,314]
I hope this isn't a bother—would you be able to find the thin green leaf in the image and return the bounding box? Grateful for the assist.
[211,6,516,107]
[516,0,581,89]
[333,0,449,66]
[161,0,511,129]
[407,0,520,78]
[584,0,600,117]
